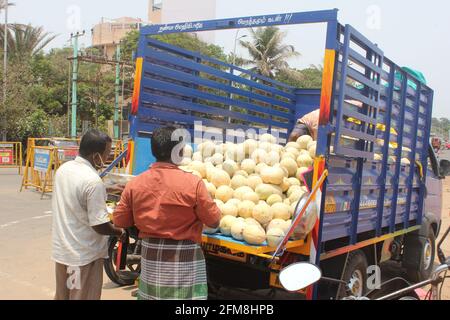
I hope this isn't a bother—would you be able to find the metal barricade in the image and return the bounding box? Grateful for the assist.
[0,142,23,174]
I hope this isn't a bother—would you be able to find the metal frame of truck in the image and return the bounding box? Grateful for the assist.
[125,9,439,299]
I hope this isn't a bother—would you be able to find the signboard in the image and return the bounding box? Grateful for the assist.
[34,149,51,173]
[0,148,13,165]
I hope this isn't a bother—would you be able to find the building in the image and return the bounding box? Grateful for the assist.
[148,0,218,43]
[91,17,142,58]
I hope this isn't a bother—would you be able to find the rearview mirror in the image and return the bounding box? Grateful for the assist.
[279,262,322,292]
[440,160,450,177]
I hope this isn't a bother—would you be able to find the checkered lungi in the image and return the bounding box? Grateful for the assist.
[138,238,208,300]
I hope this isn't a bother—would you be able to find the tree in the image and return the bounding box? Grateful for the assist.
[0,24,56,59]
[276,65,323,89]
[239,27,300,78]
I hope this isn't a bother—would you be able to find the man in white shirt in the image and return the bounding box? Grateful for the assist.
[52,129,126,300]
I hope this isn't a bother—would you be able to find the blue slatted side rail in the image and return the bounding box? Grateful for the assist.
[403,81,421,229]
[389,73,408,233]
[416,89,434,226]
[333,25,384,161]
[375,62,395,236]
[133,38,297,142]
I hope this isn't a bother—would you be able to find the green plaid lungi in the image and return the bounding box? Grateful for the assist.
[138,238,208,300]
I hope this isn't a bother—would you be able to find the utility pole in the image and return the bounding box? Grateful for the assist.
[1,0,9,141]
[114,43,121,139]
[70,31,85,138]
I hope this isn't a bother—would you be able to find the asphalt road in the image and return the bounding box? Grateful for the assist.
[0,151,449,300]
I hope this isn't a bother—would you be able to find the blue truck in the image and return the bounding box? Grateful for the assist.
[118,9,447,299]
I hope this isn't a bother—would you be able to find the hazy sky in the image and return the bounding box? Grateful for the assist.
[4,0,449,118]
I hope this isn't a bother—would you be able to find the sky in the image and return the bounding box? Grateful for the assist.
[3,0,450,118]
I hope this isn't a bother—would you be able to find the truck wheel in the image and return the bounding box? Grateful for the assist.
[403,228,436,283]
[336,250,368,299]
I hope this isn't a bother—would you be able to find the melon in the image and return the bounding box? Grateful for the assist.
[241,159,256,175]
[280,158,298,177]
[222,203,238,217]
[280,177,290,193]
[281,152,296,161]
[204,182,217,198]
[243,224,267,245]
[297,154,314,168]
[234,170,249,178]
[266,150,280,166]
[203,225,219,234]
[242,191,259,204]
[210,170,231,188]
[260,166,285,185]
[285,147,300,158]
[188,161,206,178]
[211,153,224,165]
[287,185,303,198]
[255,184,283,200]
[226,199,241,208]
[308,142,317,158]
[297,135,314,150]
[222,160,239,177]
[266,228,286,248]
[192,152,203,162]
[267,219,287,232]
[231,220,247,241]
[259,141,273,153]
[199,141,216,158]
[252,202,273,225]
[215,186,234,203]
[296,167,310,178]
[233,186,254,201]
[289,190,305,204]
[220,216,237,236]
[247,175,263,190]
[286,142,301,151]
[267,194,283,206]
[183,145,193,158]
[288,177,301,186]
[270,203,291,220]
[255,163,268,175]
[251,149,268,164]
[243,139,258,156]
[260,133,277,144]
[180,158,192,166]
[231,175,248,190]
[238,200,256,218]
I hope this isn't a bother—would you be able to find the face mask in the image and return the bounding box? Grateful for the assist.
[93,152,105,171]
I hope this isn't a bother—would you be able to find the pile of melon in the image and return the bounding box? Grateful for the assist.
[179,134,317,248]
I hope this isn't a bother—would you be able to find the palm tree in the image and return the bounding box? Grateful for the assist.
[239,26,300,78]
[0,24,56,58]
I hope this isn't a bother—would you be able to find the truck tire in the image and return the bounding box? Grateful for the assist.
[403,227,436,283]
[335,250,368,299]
[336,250,368,299]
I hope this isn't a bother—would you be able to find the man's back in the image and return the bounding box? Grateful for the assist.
[52,157,109,267]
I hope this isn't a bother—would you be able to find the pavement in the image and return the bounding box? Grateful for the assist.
[0,151,449,300]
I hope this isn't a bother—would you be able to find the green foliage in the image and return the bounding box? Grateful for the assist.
[432,117,450,139]
[276,66,323,89]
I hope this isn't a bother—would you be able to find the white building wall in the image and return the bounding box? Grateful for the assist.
[151,0,219,44]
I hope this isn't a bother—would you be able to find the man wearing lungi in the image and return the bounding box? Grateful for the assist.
[113,126,222,300]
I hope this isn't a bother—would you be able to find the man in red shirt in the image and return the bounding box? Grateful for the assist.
[113,126,221,300]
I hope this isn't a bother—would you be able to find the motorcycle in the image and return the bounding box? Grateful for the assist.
[104,222,142,286]
[279,226,450,300]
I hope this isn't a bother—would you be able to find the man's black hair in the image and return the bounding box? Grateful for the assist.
[79,129,112,157]
[151,126,180,162]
